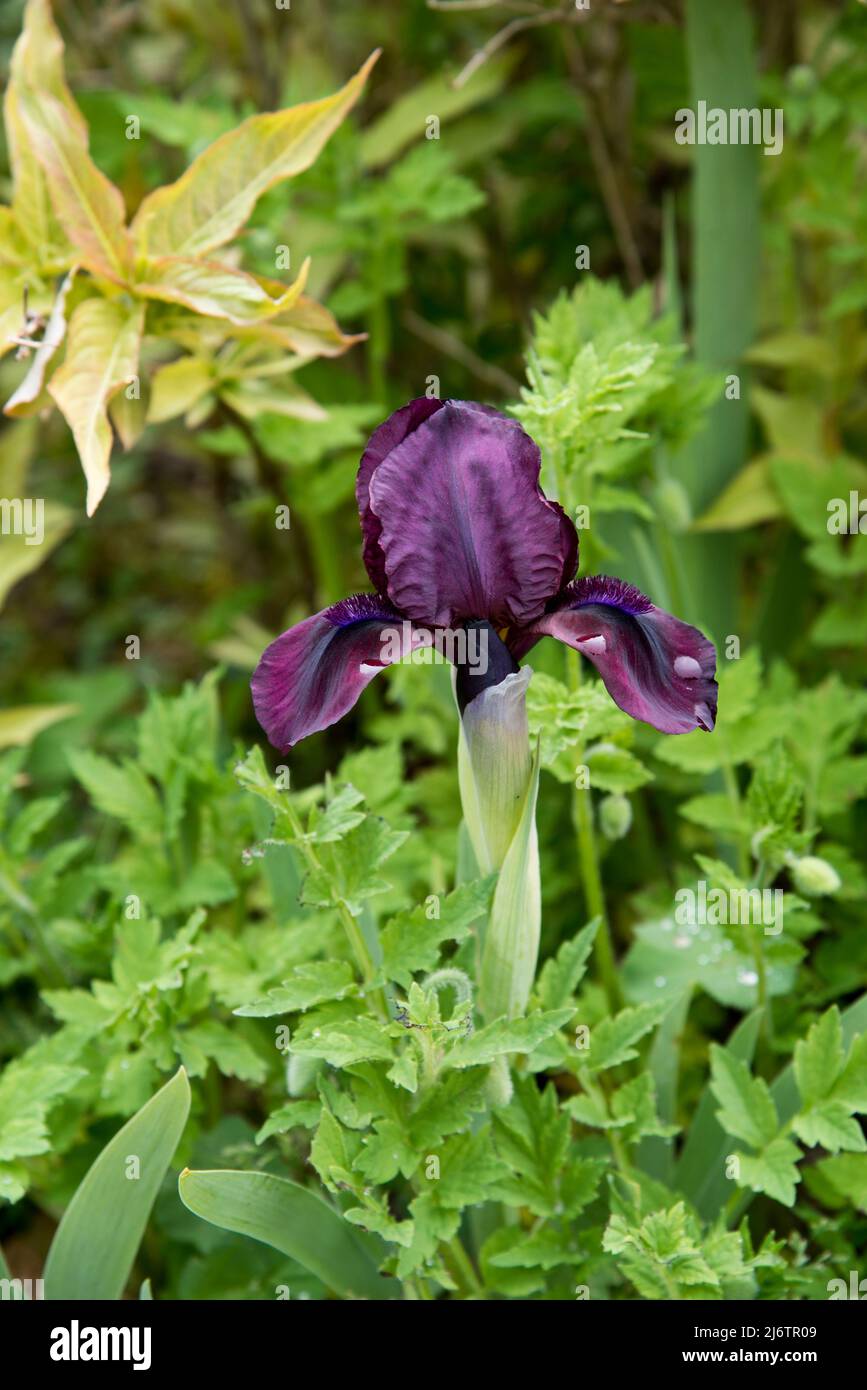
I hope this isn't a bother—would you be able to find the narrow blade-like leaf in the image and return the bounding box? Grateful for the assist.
[178,1168,392,1300]
[43,1068,191,1300]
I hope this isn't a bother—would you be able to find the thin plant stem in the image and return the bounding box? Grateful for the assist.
[567,649,623,1013]
[750,859,774,1048]
[547,440,621,1012]
[443,1235,486,1298]
[282,800,389,1021]
[721,754,750,879]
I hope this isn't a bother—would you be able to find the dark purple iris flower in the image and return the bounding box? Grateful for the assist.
[252,399,718,751]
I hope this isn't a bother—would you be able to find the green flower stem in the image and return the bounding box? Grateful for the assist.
[547,440,621,1010]
[367,245,391,406]
[338,905,389,1019]
[408,1170,486,1299]
[750,860,774,1049]
[282,800,389,1022]
[405,1275,431,1301]
[566,648,623,1014]
[442,1234,486,1299]
[721,753,750,878]
[579,1070,630,1174]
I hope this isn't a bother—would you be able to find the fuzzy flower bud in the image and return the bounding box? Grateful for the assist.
[790,854,841,897]
[599,793,632,841]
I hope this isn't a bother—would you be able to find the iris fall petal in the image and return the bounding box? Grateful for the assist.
[529,575,718,735]
[251,593,419,751]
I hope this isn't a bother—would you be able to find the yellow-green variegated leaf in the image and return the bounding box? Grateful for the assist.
[130,51,379,259]
[3,87,62,265]
[48,298,144,515]
[134,255,309,325]
[4,0,82,266]
[0,207,29,268]
[692,458,782,532]
[10,0,86,135]
[4,270,75,417]
[0,272,26,357]
[109,386,148,451]
[0,500,73,610]
[147,356,213,424]
[0,703,77,749]
[220,380,326,423]
[245,293,364,358]
[17,86,132,283]
[185,394,216,428]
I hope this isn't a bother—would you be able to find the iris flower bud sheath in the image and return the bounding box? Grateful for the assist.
[455,633,541,1022]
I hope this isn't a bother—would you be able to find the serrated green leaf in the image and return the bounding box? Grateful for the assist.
[831,1032,867,1112]
[794,1006,845,1110]
[408,1071,487,1150]
[255,1101,321,1144]
[0,1055,85,1167]
[447,1008,573,1069]
[736,1135,801,1208]
[180,1021,266,1084]
[792,1102,866,1154]
[354,1120,417,1184]
[234,961,356,1017]
[584,1001,668,1073]
[535,919,599,1010]
[426,1128,506,1209]
[292,1017,394,1068]
[301,815,407,917]
[709,1045,779,1150]
[378,876,495,988]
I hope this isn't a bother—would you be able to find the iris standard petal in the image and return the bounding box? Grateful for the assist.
[528,575,718,735]
[366,400,577,628]
[251,593,421,751]
[355,397,444,593]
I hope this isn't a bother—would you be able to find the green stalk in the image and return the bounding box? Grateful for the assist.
[443,1234,486,1299]
[282,800,388,1022]
[750,860,774,1048]
[566,648,622,1013]
[367,242,392,406]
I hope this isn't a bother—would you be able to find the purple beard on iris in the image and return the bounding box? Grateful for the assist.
[251,399,718,751]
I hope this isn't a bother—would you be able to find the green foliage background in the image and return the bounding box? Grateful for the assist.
[0,0,865,1301]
